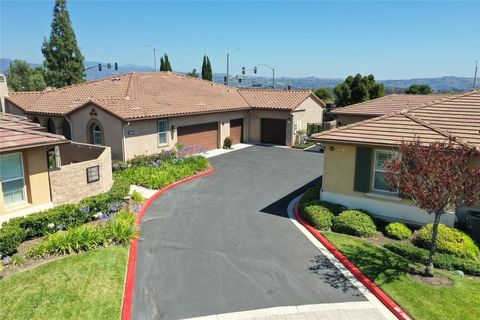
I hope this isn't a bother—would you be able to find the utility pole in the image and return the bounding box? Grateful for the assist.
[474,60,478,89]
[226,52,229,86]
[143,45,157,72]
[256,64,276,89]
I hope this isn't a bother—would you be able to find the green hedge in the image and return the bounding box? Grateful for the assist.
[384,242,480,276]
[0,175,130,258]
[333,210,377,237]
[28,210,138,258]
[301,202,334,230]
[415,224,479,261]
[385,222,412,240]
[299,183,346,215]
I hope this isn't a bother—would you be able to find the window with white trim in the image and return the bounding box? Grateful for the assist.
[0,153,26,206]
[372,150,398,193]
[158,119,168,145]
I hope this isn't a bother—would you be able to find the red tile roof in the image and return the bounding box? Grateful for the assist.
[6,72,324,121]
[311,89,480,148]
[0,113,68,152]
[238,89,324,110]
[331,94,452,116]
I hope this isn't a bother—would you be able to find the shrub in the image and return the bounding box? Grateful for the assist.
[175,142,185,151]
[120,156,209,189]
[299,183,322,205]
[384,242,480,276]
[127,149,178,167]
[333,210,377,237]
[415,224,479,261]
[79,174,130,213]
[28,210,138,258]
[131,190,144,203]
[318,201,347,215]
[223,137,233,149]
[385,222,412,240]
[301,202,335,230]
[11,254,26,266]
[0,224,26,258]
[112,159,128,173]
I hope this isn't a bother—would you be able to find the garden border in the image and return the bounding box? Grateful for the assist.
[121,165,215,320]
[293,201,412,320]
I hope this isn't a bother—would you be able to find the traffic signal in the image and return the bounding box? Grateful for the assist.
[242,67,245,75]
[107,63,112,69]
[98,63,102,71]
[224,76,227,85]
[114,62,118,71]
[253,66,257,74]
[238,78,242,83]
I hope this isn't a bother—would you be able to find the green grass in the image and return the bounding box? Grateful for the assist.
[0,246,128,320]
[323,231,480,320]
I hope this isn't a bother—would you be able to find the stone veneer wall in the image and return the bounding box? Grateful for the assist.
[49,143,113,205]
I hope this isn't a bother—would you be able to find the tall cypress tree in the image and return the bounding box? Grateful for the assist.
[202,55,212,81]
[160,53,172,71]
[41,0,85,87]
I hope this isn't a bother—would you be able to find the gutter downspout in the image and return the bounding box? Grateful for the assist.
[122,121,131,162]
[65,116,74,140]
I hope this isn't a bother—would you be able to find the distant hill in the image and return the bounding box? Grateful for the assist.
[0,58,475,92]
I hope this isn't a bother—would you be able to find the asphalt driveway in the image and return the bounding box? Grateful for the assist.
[132,145,366,320]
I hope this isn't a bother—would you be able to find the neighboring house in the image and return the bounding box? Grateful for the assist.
[331,93,451,126]
[3,72,325,160]
[310,89,480,226]
[0,113,112,222]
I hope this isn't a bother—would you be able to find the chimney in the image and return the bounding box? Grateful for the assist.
[0,74,7,114]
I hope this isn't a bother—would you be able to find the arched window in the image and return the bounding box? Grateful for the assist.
[47,118,56,134]
[88,121,104,145]
[32,117,40,124]
[62,119,72,140]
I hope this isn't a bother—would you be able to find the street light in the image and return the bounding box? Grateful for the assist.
[226,48,241,85]
[143,44,157,72]
[256,64,275,89]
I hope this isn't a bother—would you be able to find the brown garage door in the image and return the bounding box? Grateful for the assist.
[261,118,286,145]
[230,119,244,144]
[177,122,218,151]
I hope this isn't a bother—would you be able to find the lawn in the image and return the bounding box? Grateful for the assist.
[0,246,128,320]
[323,231,480,320]
[293,142,315,149]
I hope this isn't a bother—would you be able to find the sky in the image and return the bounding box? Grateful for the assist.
[1,0,479,79]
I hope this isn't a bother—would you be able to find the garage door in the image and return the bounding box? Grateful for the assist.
[230,119,244,144]
[261,118,286,145]
[177,122,218,151]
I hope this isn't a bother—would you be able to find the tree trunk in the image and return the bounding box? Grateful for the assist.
[425,211,442,277]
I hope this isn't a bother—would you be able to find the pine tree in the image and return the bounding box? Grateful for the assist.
[201,55,212,81]
[41,0,85,87]
[160,53,172,71]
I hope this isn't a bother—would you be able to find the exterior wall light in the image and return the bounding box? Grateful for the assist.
[329,146,335,151]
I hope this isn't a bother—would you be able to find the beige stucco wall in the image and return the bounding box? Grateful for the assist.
[68,104,124,159]
[123,110,249,160]
[0,147,52,215]
[320,142,458,225]
[291,97,324,134]
[335,114,374,126]
[49,144,113,205]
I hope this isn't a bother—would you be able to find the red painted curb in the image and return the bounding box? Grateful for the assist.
[294,202,412,320]
[121,166,215,320]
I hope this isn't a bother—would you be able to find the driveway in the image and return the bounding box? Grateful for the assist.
[132,146,367,320]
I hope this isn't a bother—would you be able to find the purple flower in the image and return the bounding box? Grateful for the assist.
[81,206,90,214]
[133,204,141,213]
[109,203,122,213]
[99,213,110,220]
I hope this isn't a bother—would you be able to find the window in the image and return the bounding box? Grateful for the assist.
[0,153,26,206]
[158,119,168,145]
[91,123,102,145]
[372,150,398,193]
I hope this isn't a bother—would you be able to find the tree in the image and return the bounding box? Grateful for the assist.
[404,84,433,94]
[160,53,172,71]
[186,68,199,78]
[41,0,85,88]
[201,55,212,81]
[5,60,47,91]
[333,73,385,107]
[384,139,480,276]
[314,87,334,101]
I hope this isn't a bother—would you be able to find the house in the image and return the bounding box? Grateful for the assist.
[3,72,325,161]
[0,113,112,222]
[331,93,451,126]
[310,89,480,226]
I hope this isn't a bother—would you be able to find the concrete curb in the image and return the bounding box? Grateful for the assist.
[121,166,215,320]
[293,201,412,320]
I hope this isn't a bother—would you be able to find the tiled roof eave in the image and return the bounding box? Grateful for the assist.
[0,139,69,153]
